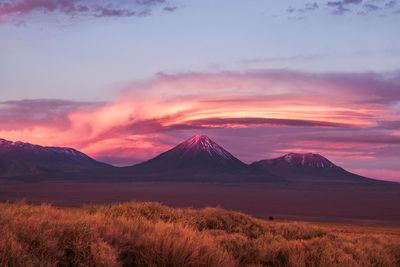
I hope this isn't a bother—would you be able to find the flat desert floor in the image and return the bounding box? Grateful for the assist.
[1,180,399,225]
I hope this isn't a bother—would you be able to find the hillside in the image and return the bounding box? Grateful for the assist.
[1,201,399,266]
[0,138,112,180]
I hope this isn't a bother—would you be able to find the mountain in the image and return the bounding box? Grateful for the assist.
[126,135,280,182]
[133,135,246,171]
[250,153,380,184]
[0,138,112,180]
[0,136,386,184]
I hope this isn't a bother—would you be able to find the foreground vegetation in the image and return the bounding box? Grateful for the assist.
[0,201,399,267]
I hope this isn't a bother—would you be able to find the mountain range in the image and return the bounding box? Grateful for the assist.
[0,135,387,184]
[126,135,280,182]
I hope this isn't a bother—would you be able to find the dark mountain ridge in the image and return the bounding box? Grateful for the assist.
[0,136,390,184]
[251,152,382,183]
[0,138,112,180]
[126,135,280,182]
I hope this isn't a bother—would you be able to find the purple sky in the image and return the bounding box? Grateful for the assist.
[0,0,399,181]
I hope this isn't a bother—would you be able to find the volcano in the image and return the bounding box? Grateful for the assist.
[0,136,386,184]
[127,135,279,182]
[133,135,246,171]
[251,153,380,183]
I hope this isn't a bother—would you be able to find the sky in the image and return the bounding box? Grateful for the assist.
[0,0,399,181]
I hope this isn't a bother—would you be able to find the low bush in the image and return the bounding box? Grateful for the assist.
[0,201,399,267]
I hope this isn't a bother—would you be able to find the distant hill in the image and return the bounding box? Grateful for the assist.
[250,153,381,184]
[0,138,113,180]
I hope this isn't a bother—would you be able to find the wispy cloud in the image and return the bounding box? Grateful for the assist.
[287,2,319,18]
[326,0,363,15]
[239,55,322,66]
[327,0,400,16]
[170,117,351,129]
[287,0,399,17]
[0,0,177,22]
[385,0,397,8]
[0,69,399,178]
[0,99,100,130]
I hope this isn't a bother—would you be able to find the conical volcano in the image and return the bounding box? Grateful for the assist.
[133,135,247,172]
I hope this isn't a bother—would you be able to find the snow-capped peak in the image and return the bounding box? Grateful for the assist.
[0,138,88,158]
[283,153,335,168]
[177,134,235,160]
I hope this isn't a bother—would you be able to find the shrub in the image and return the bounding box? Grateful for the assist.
[0,201,399,267]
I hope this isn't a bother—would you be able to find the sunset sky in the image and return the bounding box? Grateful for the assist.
[0,0,399,181]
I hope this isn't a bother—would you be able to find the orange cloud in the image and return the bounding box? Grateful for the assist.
[0,70,399,168]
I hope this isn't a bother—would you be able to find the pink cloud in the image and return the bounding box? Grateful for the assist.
[291,140,389,150]
[0,99,100,130]
[0,69,399,181]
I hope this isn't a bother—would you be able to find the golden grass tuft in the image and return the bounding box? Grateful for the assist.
[0,201,399,266]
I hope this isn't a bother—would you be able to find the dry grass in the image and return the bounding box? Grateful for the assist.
[0,201,399,267]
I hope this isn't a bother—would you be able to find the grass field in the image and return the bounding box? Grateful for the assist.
[1,201,399,267]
